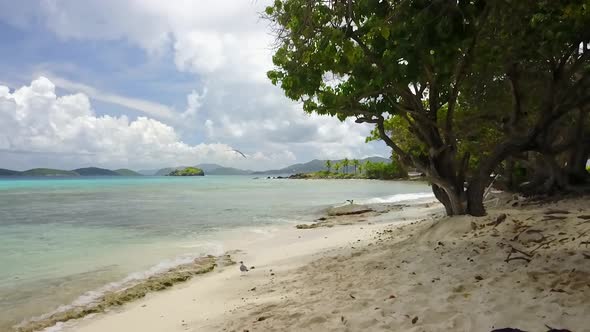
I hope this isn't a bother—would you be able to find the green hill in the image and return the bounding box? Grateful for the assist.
[205,167,252,175]
[22,168,79,176]
[73,167,120,176]
[167,167,204,176]
[155,167,179,176]
[114,169,142,176]
[0,168,21,176]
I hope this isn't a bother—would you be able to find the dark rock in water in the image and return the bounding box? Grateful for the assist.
[288,173,310,179]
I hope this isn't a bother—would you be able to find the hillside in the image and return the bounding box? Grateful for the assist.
[155,167,183,176]
[0,168,21,176]
[252,156,390,175]
[22,168,80,176]
[205,167,252,175]
[114,169,142,176]
[73,167,120,176]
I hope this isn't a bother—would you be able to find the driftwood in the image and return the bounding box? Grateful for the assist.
[511,226,531,241]
[530,239,556,254]
[505,245,533,263]
[542,215,568,221]
[544,209,570,215]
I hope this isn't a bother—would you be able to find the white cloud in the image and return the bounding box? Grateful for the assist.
[0,77,292,170]
[0,1,389,168]
[48,75,177,120]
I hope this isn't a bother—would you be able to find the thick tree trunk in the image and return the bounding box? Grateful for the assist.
[466,179,486,216]
[432,183,465,216]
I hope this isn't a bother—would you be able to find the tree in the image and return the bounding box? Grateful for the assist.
[334,162,341,174]
[342,158,350,174]
[352,159,360,174]
[265,0,590,216]
[325,160,332,173]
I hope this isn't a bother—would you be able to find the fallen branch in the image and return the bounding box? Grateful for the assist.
[544,209,570,215]
[542,215,568,221]
[505,255,532,263]
[509,245,533,257]
[530,239,556,254]
[511,226,531,241]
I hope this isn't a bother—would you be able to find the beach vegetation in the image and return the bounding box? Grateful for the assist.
[265,0,590,216]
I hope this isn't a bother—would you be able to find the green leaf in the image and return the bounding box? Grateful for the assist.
[381,27,390,39]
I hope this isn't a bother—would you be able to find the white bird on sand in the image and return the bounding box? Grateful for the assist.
[240,261,249,273]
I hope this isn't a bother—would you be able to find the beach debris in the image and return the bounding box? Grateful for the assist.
[249,287,256,291]
[544,209,570,215]
[411,316,418,324]
[475,275,484,281]
[240,261,249,273]
[542,215,568,221]
[388,294,396,299]
[545,325,572,332]
[256,316,268,322]
[489,213,507,227]
[577,215,590,220]
[327,204,372,216]
[520,229,545,244]
[349,293,356,299]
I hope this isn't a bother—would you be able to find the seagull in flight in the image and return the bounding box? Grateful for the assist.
[231,149,247,158]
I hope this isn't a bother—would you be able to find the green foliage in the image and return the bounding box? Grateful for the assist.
[325,160,332,172]
[342,158,350,173]
[266,0,590,215]
[364,161,408,180]
[167,167,204,176]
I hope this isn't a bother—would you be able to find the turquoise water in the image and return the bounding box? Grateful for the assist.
[0,176,430,329]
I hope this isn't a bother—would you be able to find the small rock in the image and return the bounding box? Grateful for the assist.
[412,316,418,324]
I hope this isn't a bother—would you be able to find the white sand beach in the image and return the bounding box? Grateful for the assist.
[51,196,590,332]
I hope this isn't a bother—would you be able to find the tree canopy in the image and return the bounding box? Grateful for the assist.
[266,0,590,216]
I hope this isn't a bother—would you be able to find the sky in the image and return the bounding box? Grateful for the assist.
[0,0,388,171]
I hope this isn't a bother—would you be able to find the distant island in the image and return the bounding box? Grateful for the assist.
[167,167,204,176]
[0,156,397,178]
[0,167,142,177]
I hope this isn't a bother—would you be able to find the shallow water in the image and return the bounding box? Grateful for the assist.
[0,176,430,329]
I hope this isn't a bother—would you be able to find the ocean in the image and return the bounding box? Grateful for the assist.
[0,176,431,330]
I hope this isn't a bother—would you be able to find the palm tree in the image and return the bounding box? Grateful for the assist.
[358,164,363,175]
[334,162,341,174]
[325,160,332,173]
[352,159,360,174]
[342,158,350,174]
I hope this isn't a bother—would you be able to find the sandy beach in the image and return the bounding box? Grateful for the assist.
[34,195,590,332]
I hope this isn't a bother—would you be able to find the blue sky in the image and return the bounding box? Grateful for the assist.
[0,1,388,171]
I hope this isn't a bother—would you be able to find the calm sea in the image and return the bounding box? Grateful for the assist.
[0,176,431,330]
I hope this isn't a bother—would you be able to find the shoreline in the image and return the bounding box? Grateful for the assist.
[20,194,590,332]
[22,199,442,332]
